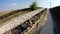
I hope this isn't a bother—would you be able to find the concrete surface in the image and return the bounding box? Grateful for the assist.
[40,11,53,34]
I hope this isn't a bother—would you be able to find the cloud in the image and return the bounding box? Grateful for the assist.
[11,3,17,6]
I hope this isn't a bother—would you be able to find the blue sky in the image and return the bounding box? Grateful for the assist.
[0,0,60,12]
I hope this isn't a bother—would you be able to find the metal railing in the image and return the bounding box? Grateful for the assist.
[0,8,47,34]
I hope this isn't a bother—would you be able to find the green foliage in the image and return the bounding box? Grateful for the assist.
[30,1,38,11]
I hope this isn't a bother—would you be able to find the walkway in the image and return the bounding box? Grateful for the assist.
[40,11,53,34]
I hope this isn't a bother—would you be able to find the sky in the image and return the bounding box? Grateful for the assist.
[0,0,60,12]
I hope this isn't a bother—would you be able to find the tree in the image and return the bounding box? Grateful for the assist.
[30,1,38,11]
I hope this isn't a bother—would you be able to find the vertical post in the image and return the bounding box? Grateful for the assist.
[49,2,51,8]
[35,22,39,29]
[29,19,33,27]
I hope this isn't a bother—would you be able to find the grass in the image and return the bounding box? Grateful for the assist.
[0,11,12,16]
